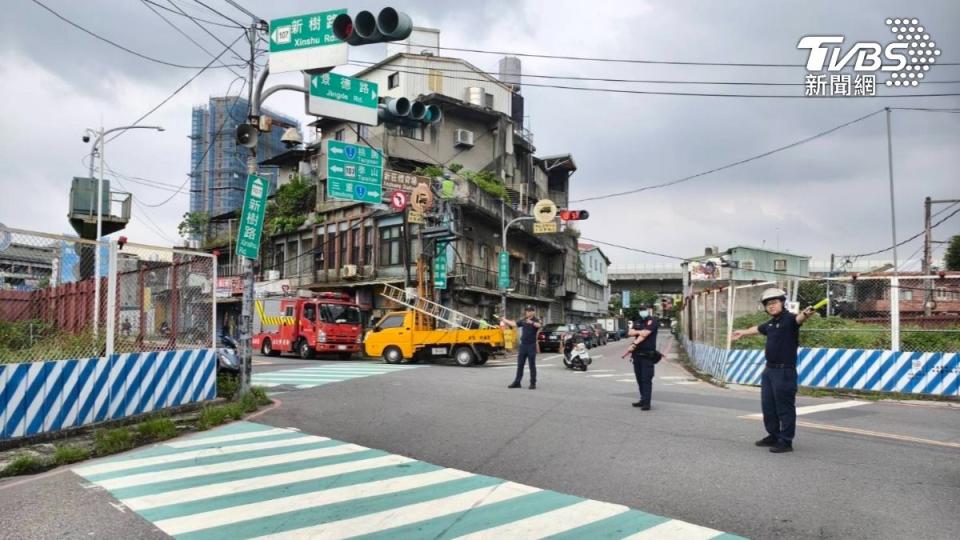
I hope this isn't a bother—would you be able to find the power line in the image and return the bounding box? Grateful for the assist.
[138,76,247,208]
[142,0,242,28]
[349,60,960,88]
[140,0,245,78]
[889,107,960,113]
[571,109,885,203]
[192,0,248,28]
[166,0,249,67]
[845,205,960,258]
[29,0,245,70]
[348,63,960,99]
[106,34,245,144]
[399,41,960,68]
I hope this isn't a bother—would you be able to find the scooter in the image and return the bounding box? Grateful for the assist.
[562,332,592,371]
[216,334,241,373]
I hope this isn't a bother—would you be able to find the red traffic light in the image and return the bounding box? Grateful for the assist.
[558,209,590,221]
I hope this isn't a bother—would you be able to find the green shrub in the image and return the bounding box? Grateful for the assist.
[217,372,240,399]
[0,453,51,477]
[137,418,178,441]
[94,428,134,455]
[250,386,271,406]
[53,445,90,466]
[197,405,232,430]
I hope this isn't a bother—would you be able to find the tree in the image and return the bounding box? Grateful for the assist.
[945,235,960,271]
[612,289,660,320]
[265,175,316,235]
[178,211,210,241]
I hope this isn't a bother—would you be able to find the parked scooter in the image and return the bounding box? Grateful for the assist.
[562,332,592,371]
[216,334,241,373]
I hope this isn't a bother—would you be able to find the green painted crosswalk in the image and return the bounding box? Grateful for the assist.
[74,421,742,539]
[251,363,424,389]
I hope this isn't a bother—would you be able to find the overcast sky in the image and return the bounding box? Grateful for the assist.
[2,0,958,269]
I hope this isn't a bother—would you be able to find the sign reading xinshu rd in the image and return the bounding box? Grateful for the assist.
[269,10,347,73]
[326,140,383,204]
[308,72,379,125]
[236,175,269,260]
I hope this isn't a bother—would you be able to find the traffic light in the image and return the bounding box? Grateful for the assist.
[558,209,590,221]
[332,8,412,46]
[378,97,443,127]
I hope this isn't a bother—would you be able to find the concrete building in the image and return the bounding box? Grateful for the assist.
[189,97,301,217]
[254,42,588,324]
[569,243,611,321]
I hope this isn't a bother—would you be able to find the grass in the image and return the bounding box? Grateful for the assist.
[93,428,134,456]
[217,372,240,399]
[0,453,52,477]
[53,445,90,466]
[137,418,178,441]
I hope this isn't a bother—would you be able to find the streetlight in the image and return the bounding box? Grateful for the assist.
[501,215,534,317]
[83,124,165,339]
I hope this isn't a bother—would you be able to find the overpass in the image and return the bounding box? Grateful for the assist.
[608,263,684,294]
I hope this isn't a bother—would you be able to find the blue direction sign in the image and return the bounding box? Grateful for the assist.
[326,140,383,204]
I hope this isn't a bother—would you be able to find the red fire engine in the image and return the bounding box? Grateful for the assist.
[253,292,363,359]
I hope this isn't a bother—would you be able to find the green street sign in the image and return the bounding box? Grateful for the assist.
[236,174,269,260]
[269,9,347,73]
[434,243,447,290]
[498,251,510,289]
[326,140,383,204]
[308,72,378,125]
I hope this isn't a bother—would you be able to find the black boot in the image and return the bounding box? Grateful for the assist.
[529,383,536,389]
[769,441,793,453]
[755,435,778,447]
[508,382,521,389]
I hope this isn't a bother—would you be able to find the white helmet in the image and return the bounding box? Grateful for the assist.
[760,288,787,304]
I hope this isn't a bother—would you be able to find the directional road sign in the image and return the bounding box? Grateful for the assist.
[269,10,348,73]
[308,72,378,125]
[498,251,510,289]
[236,175,269,260]
[326,140,383,204]
[434,243,448,290]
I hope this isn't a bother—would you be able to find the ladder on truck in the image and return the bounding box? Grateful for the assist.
[380,283,487,330]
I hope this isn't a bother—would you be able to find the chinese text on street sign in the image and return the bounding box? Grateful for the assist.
[236,175,269,260]
[326,140,383,204]
[498,251,510,289]
[269,10,347,73]
[308,72,378,125]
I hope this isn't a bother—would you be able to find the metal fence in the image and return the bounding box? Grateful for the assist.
[0,226,216,364]
[680,275,960,396]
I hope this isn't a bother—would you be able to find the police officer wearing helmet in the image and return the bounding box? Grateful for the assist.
[731,288,815,453]
[627,302,660,410]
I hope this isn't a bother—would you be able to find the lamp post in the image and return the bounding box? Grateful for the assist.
[84,125,165,339]
[501,215,534,317]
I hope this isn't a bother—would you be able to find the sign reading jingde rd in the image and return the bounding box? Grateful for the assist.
[269,10,347,73]
[308,72,378,125]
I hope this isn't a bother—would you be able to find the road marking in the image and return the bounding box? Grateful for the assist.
[589,369,615,373]
[624,518,723,539]
[251,364,424,389]
[455,499,629,539]
[73,422,744,539]
[737,416,960,449]
[591,374,617,378]
[741,400,869,419]
[618,378,635,382]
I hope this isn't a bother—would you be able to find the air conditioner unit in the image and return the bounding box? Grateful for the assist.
[455,129,474,147]
[342,264,358,278]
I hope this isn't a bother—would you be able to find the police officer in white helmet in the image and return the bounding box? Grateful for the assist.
[731,288,815,453]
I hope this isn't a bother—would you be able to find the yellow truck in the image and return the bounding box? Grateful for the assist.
[363,310,507,366]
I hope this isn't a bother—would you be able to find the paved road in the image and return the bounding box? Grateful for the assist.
[1,335,957,539]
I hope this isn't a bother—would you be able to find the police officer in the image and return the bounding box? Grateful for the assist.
[627,303,659,410]
[731,288,815,453]
[500,306,542,390]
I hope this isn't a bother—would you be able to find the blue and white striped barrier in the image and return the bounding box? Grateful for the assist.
[684,340,960,397]
[681,337,728,381]
[0,349,216,440]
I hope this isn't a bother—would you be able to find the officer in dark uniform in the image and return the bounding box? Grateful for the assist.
[627,303,660,410]
[732,288,815,453]
[500,306,542,390]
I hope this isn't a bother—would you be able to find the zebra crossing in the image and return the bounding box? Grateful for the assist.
[74,421,740,539]
[251,363,423,389]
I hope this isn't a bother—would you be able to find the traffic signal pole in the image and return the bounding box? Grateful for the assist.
[501,216,534,317]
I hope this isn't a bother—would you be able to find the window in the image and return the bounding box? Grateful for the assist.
[465,239,474,266]
[303,304,316,322]
[320,304,361,324]
[739,260,755,271]
[428,69,443,92]
[325,229,336,267]
[377,314,405,329]
[484,93,493,109]
[397,124,423,140]
[351,225,361,265]
[364,226,373,265]
[901,290,913,301]
[773,259,787,272]
[388,72,400,89]
[334,129,345,141]
[359,124,370,139]
[284,306,294,317]
[379,225,403,266]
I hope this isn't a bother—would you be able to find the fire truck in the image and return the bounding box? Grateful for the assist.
[252,292,363,359]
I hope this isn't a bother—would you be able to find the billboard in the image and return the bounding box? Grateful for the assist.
[690,258,722,281]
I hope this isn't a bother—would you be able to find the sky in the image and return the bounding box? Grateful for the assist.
[2,0,958,270]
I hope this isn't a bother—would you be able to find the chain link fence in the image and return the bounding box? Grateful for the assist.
[0,226,215,364]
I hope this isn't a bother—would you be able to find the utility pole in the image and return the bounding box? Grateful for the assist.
[923,196,932,316]
[239,18,261,393]
[884,107,900,352]
[501,215,534,316]
[827,253,835,317]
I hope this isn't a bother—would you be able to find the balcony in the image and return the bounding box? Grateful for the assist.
[455,182,568,253]
[454,263,554,299]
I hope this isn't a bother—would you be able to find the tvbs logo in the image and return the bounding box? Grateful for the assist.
[797,18,941,96]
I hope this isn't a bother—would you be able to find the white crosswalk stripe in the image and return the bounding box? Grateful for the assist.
[73,422,739,540]
[251,363,424,389]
